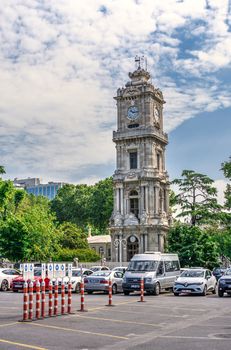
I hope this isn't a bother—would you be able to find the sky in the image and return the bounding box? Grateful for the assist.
[0,0,230,202]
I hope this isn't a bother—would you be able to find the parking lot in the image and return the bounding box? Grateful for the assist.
[0,291,231,350]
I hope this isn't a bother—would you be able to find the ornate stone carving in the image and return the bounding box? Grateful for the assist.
[124,213,139,226]
[113,211,123,226]
[140,210,148,225]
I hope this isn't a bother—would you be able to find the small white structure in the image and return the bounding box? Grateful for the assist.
[87,234,111,261]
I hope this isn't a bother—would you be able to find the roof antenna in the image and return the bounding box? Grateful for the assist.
[135,55,141,69]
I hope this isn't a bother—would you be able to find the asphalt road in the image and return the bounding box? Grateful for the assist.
[0,290,231,350]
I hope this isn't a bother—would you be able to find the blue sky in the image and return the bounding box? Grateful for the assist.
[0,0,230,200]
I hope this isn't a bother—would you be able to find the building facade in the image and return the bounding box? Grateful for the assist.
[13,178,65,200]
[110,59,171,262]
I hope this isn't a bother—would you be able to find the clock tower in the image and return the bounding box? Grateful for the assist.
[110,57,171,262]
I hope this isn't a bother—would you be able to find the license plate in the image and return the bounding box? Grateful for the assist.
[181,289,189,293]
[131,284,139,288]
[14,284,22,288]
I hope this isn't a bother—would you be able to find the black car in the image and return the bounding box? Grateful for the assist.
[218,268,231,297]
[212,267,226,281]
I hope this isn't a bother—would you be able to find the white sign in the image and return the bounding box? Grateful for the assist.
[41,263,46,279]
[67,263,72,278]
[23,263,34,280]
[53,263,66,278]
[47,263,54,279]
[60,263,66,278]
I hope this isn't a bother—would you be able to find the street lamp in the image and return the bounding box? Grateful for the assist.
[114,237,126,266]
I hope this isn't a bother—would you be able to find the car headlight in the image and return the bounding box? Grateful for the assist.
[194,282,204,285]
[145,278,152,283]
[219,279,225,284]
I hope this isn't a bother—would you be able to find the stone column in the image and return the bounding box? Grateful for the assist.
[116,188,120,212]
[120,187,124,215]
[145,186,149,213]
[155,186,159,214]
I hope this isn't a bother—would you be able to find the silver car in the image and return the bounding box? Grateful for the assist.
[173,268,217,296]
[84,270,123,294]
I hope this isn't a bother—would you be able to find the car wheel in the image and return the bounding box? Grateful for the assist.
[112,284,117,295]
[202,285,207,296]
[1,279,9,291]
[174,292,179,296]
[75,283,81,293]
[218,290,224,297]
[123,291,130,295]
[153,282,160,296]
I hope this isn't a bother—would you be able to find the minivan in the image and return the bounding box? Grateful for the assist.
[122,252,180,295]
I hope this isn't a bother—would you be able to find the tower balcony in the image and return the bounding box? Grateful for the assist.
[113,126,168,144]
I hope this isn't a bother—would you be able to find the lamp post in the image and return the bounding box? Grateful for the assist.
[114,237,126,266]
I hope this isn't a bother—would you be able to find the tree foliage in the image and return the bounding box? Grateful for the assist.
[51,177,113,233]
[172,170,221,226]
[221,156,231,211]
[167,223,220,269]
[59,222,88,249]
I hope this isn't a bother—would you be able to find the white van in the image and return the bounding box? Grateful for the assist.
[122,252,180,295]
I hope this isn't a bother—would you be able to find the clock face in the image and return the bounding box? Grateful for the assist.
[127,106,139,120]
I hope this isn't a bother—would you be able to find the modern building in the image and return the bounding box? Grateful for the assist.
[109,58,171,262]
[13,177,65,200]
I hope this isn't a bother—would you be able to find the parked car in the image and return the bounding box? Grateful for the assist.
[90,266,110,272]
[173,268,217,296]
[12,269,50,292]
[112,266,127,275]
[84,270,124,294]
[52,268,93,293]
[218,268,231,297]
[212,267,226,281]
[0,268,21,291]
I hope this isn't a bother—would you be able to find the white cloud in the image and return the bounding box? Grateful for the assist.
[0,0,231,183]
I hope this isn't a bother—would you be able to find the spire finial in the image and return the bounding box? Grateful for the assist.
[135,55,147,71]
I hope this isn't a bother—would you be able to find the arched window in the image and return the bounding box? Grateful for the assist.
[129,190,139,217]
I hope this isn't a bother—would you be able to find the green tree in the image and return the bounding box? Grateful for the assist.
[0,216,29,261]
[50,184,92,229]
[59,222,88,249]
[167,223,220,269]
[0,166,5,176]
[221,156,231,211]
[88,177,113,233]
[172,170,221,226]
[20,196,61,261]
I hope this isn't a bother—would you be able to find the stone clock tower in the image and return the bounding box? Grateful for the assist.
[110,57,171,262]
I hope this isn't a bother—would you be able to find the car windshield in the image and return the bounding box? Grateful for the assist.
[127,260,158,272]
[72,270,81,277]
[91,271,111,277]
[34,270,42,277]
[181,270,205,278]
[225,269,231,276]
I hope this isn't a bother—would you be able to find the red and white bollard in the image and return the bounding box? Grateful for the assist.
[41,280,46,318]
[61,279,65,315]
[53,279,58,316]
[48,280,53,317]
[23,281,28,321]
[28,281,34,320]
[67,279,72,314]
[35,280,41,319]
[78,279,87,312]
[138,277,145,303]
[106,278,114,307]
